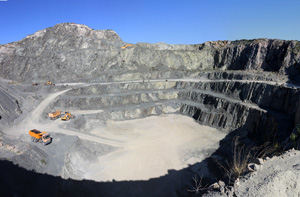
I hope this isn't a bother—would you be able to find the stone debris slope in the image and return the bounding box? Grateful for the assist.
[236,149,300,197]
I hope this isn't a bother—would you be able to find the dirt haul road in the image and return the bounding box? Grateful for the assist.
[7,89,124,147]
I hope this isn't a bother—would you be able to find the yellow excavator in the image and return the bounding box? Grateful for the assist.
[42,81,55,86]
[61,112,75,121]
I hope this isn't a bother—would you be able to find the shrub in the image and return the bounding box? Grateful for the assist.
[187,174,208,194]
[290,133,297,141]
[216,136,275,184]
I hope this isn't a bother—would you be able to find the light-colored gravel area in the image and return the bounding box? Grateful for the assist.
[235,149,300,197]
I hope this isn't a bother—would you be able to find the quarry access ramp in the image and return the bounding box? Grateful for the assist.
[7,88,124,147]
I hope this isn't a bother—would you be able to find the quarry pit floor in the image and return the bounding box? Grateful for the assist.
[5,83,226,181]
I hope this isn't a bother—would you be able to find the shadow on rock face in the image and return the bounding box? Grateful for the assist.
[286,62,300,83]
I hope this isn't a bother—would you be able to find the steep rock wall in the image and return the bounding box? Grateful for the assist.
[0,83,22,124]
[176,81,300,125]
[46,79,298,142]
[0,23,300,82]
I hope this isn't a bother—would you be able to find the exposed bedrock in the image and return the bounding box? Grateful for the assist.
[46,78,300,144]
[176,81,300,123]
[0,82,22,124]
[178,80,299,141]
[1,22,299,145]
[0,23,300,83]
[1,23,300,197]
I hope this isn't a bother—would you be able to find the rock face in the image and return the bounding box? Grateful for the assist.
[42,75,299,148]
[0,23,300,83]
[179,80,300,137]
[1,23,300,139]
[0,23,124,82]
[0,82,22,124]
[1,23,300,197]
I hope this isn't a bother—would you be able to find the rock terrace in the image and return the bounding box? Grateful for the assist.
[0,23,300,196]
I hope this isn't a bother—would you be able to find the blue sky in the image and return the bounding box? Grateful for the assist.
[0,0,299,44]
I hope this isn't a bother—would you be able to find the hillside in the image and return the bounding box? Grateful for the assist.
[1,23,300,83]
[0,23,300,196]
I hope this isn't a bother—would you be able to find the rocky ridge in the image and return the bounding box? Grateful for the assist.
[0,23,300,83]
[0,23,300,196]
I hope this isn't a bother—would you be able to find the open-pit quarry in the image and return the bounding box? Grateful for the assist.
[1,23,300,196]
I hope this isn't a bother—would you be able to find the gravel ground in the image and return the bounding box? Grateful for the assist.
[203,149,300,197]
[235,149,300,197]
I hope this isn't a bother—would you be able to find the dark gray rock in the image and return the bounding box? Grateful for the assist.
[0,83,22,124]
[0,24,300,83]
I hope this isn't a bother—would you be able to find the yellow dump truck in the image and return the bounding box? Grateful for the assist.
[29,129,52,146]
[61,112,75,121]
[48,110,61,120]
